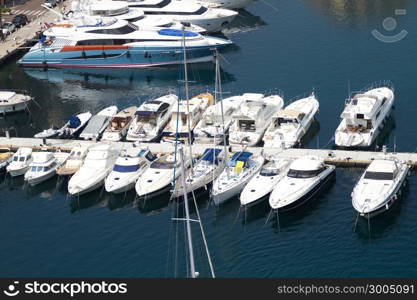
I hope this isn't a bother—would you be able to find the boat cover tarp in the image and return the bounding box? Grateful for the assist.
[68,116,81,129]
[201,148,222,164]
[228,152,253,167]
[158,29,198,37]
[81,115,108,136]
[135,111,156,116]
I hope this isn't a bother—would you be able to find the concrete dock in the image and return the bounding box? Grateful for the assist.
[1,137,417,169]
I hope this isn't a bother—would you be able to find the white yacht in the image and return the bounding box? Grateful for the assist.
[79,106,118,140]
[24,152,69,186]
[0,91,32,114]
[122,0,238,32]
[352,158,409,218]
[173,148,224,197]
[269,156,335,211]
[263,93,319,149]
[135,151,191,198]
[105,148,157,193]
[335,86,394,148]
[101,106,137,141]
[58,111,93,138]
[68,144,119,195]
[240,158,292,207]
[212,151,265,205]
[193,94,244,144]
[161,93,214,143]
[56,146,89,176]
[126,94,178,142]
[70,0,206,33]
[189,0,254,9]
[228,93,284,147]
[6,147,33,177]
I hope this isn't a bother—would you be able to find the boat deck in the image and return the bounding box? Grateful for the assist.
[1,137,417,169]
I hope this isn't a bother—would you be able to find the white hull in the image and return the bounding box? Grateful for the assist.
[25,170,56,186]
[0,102,29,114]
[7,166,30,177]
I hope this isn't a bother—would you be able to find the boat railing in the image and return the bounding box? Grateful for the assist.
[287,90,315,105]
[0,89,31,96]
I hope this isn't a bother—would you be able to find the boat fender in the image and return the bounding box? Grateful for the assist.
[385,204,389,210]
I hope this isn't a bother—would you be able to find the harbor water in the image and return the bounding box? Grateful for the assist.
[1,0,417,277]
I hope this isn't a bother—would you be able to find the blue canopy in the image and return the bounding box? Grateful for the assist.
[228,152,253,167]
[113,164,140,173]
[68,116,81,129]
[158,29,198,37]
[201,148,222,164]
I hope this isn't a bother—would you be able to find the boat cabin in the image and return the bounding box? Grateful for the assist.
[363,159,399,181]
[12,148,32,163]
[134,100,170,126]
[270,110,305,129]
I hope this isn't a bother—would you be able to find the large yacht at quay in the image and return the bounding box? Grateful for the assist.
[335,85,394,148]
[18,18,232,68]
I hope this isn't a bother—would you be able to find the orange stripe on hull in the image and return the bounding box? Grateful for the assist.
[61,45,130,52]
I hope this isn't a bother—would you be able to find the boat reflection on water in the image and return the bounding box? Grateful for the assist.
[136,192,171,215]
[22,64,236,93]
[0,110,34,138]
[303,0,411,26]
[222,8,268,35]
[69,191,109,213]
[107,191,136,211]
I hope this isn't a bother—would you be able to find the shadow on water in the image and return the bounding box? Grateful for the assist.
[354,179,409,240]
[300,120,321,149]
[223,8,268,35]
[107,190,136,211]
[69,189,108,213]
[136,192,171,215]
[0,111,35,137]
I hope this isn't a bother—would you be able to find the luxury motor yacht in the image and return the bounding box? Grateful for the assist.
[240,158,292,207]
[58,111,93,138]
[269,156,335,211]
[135,151,191,198]
[24,152,69,186]
[101,106,137,141]
[0,91,33,114]
[79,106,118,140]
[189,0,254,9]
[193,94,244,144]
[228,93,284,147]
[335,85,394,148]
[161,93,214,143]
[18,18,232,68]
[70,0,206,33]
[68,144,119,196]
[352,158,409,218]
[212,151,265,205]
[263,93,319,149]
[6,147,33,177]
[120,0,238,32]
[56,147,89,176]
[173,148,224,197]
[105,148,157,193]
[126,94,178,142]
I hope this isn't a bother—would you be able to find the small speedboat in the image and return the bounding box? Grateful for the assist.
[335,85,394,148]
[101,106,137,142]
[0,90,32,114]
[33,127,59,139]
[58,111,93,139]
[173,148,225,197]
[240,158,292,207]
[352,158,409,218]
[105,148,157,194]
[79,106,118,141]
[269,156,335,211]
[212,151,265,205]
[56,146,89,176]
[126,95,178,142]
[263,93,319,149]
[68,144,119,196]
[0,147,13,173]
[135,151,191,198]
[6,147,33,177]
[24,151,69,186]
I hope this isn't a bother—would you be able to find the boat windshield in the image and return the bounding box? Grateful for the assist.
[30,166,44,172]
[150,161,176,169]
[13,156,26,162]
[287,168,323,179]
[364,171,394,180]
[260,168,279,177]
[113,164,140,172]
[238,119,256,132]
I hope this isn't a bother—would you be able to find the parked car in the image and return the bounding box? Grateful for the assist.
[44,0,59,7]
[12,14,29,28]
[1,22,16,36]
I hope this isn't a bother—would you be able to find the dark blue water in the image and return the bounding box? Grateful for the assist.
[1,0,417,277]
